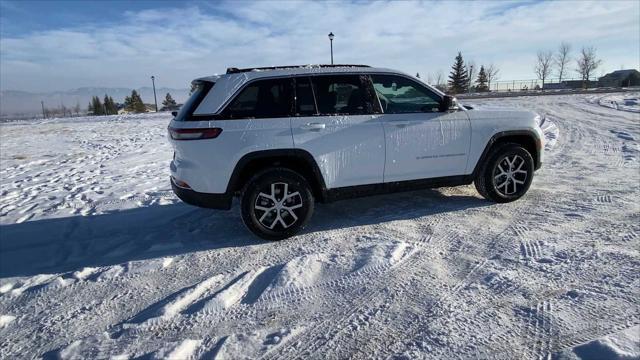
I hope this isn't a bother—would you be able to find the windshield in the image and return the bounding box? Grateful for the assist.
[174,82,212,121]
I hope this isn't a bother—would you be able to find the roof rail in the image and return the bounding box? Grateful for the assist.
[226,64,371,74]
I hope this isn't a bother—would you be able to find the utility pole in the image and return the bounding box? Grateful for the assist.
[151,75,158,112]
[41,101,46,119]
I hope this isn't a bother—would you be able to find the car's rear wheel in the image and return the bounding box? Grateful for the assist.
[475,143,534,203]
[241,168,314,240]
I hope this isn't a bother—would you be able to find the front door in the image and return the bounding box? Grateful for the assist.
[371,74,471,182]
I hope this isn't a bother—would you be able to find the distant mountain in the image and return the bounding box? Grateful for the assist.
[0,87,190,117]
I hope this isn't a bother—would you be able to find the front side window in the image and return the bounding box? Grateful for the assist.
[224,78,293,119]
[311,75,378,115]
[371,75,441,113]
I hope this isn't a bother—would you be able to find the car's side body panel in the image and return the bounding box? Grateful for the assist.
[380,110,471,182]
[291,114,386,188]
[465,109,544,174]
[169,117,294,194]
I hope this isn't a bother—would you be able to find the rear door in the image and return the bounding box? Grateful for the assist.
[291,75,385,189]
[372,74,471,182]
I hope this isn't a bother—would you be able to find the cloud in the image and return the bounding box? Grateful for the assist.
[1,0,638,92]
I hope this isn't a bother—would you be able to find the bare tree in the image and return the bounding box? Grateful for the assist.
[555,42,571,82]
[486,64,500,91]
[534,50,553,90]
[431,70,445,91]
[466,61,476,93]
[74,102,81,116]
[576,46,602,88]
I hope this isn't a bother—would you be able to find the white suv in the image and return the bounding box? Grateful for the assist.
[168,65,544,240]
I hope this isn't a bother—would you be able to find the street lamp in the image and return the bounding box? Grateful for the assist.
[151,75,158,112]
[328,32,334,65]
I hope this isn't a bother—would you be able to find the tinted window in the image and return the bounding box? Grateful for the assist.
[224,78,293,119]
[311,75,377,115]
[371,75,441,113]
[175,82,212,121]
[295,77,317,116]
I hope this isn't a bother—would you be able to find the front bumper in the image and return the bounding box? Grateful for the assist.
[171,177,232,210]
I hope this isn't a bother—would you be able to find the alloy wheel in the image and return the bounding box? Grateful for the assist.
[492,154,529,196]
[254,182,303,230]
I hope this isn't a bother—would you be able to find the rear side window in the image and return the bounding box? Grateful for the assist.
[295,77,317,116]
[371,75,441,113]
[223,78,293,119]
[311,75,379,115]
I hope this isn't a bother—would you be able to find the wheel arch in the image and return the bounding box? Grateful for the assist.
[472,130,541,177]
[227,149,328,202]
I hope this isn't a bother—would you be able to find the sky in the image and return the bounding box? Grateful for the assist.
[0,0,638,92]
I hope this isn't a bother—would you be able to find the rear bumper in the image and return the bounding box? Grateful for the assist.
[171,177,232,210]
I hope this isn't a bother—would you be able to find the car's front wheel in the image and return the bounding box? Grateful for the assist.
[475,143,535,203]
[241,168,314,240]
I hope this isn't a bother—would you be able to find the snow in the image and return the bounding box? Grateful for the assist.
[0,93,639,358]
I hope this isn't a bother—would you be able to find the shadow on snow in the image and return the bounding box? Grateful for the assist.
[0,189,490,278]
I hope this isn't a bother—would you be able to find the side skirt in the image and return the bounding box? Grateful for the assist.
[323,175,473,203]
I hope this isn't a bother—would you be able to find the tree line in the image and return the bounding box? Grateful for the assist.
[437,42,604,95]
[534,42,602,88]
[446,53,500,94]
[85,90,178,116]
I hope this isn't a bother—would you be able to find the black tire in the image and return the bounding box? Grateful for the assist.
[241,168,314,240]
[474,143,535,203]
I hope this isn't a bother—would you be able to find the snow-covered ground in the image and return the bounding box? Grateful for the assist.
[0,93,638,359]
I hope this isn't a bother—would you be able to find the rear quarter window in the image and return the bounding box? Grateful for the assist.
[174,82,214,121]
[222,78,294,119]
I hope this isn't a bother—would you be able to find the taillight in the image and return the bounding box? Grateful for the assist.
[168,127,223,140]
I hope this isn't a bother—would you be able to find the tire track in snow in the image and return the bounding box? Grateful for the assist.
[270,192,545,359]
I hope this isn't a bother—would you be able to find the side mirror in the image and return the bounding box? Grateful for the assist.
[440,95,458,112]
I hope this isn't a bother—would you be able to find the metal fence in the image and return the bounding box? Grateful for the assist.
[487,77,596,92]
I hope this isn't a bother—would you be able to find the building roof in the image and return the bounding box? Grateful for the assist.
[600,69,640,79]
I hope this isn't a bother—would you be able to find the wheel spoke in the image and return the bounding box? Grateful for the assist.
[285,203,303,210]
[255,205,273,212]
[260,210,273,224]
[285,191,300,200]
[513,179,525,185]
[286,209,298,221]
[258,192,275,202]
[511,180,517,194]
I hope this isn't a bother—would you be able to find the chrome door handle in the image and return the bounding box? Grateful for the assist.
[301,122,326,130]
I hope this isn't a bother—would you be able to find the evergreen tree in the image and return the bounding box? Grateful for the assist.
[448,52,469,94]
[103,95,118,115]
[416,72,420,78]
[162,92,178,109]
[125,90,147,113]
[133,90,146,113]
[124,95,132,112]
[109,96,117,114]
[92,96,104,115]
[104,95,111,115]
[475,66,489,92]
[88,101,94,115]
